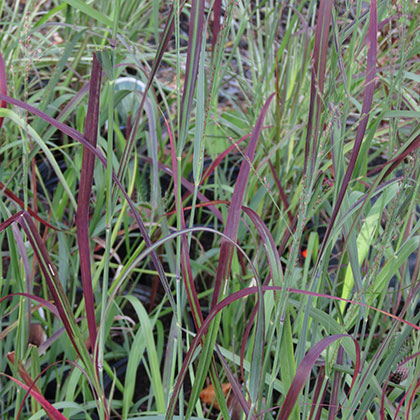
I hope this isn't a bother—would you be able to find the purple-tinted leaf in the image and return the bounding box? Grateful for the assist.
[1,373,68,420]
[0,182,58,229]
[380,133,420,181]
[76,53,102,352]
[268,159,293,223]
[167,200,283,285]
[277,335,360,420]
[304,0,333,174]
[0,292,59,318]
[211,0,222,52]
[8,351,47,420]
[242,206,283,281]
[3,212,106,411]
[406,376,420,420]
[328,346,344,420]
[0,50,6,129]
[319,0,377,258]
[43,81,91,143]
[17,212,82,355]
[201,133,250,184]
[314,380,328,420]
[211,93,275,308]
[383,351,420,420]
[308,365,326,420]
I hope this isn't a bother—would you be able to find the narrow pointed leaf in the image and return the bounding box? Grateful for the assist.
[0,50,7,129]
[76,53,102,351]
[1,373,68,420]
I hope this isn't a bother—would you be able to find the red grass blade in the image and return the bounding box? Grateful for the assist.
[1,373,68,420]
[380,132,420,181]
[140,155,224,222]
[117,1,186,182]
[211,0,222,52]
[308,365,326,420]
[277,335,360,420]
[0,181,58,230]
[268,159,293,223]
[328,346,344,420]
[17,212,83,354]
[215,345,253,419]
[200,133,250,184]
[304,0,333,174]
[0,292,59,318]
[76,53,102,352]
[0,50,7,129]
[7,351,42,395]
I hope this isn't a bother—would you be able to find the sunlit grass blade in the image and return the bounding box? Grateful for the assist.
[0,181,57,230]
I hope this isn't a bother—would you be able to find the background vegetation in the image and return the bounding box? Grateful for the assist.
[0,0,420,419]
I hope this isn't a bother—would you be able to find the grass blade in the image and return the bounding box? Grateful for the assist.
[76,53,102,353]
[304,0,333,174]
[211,0,221,52]
[0,181,58,230]
[1,373,68,420]
[0,50,7,130]
[178,0,205,150]
[276,335,360,420]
